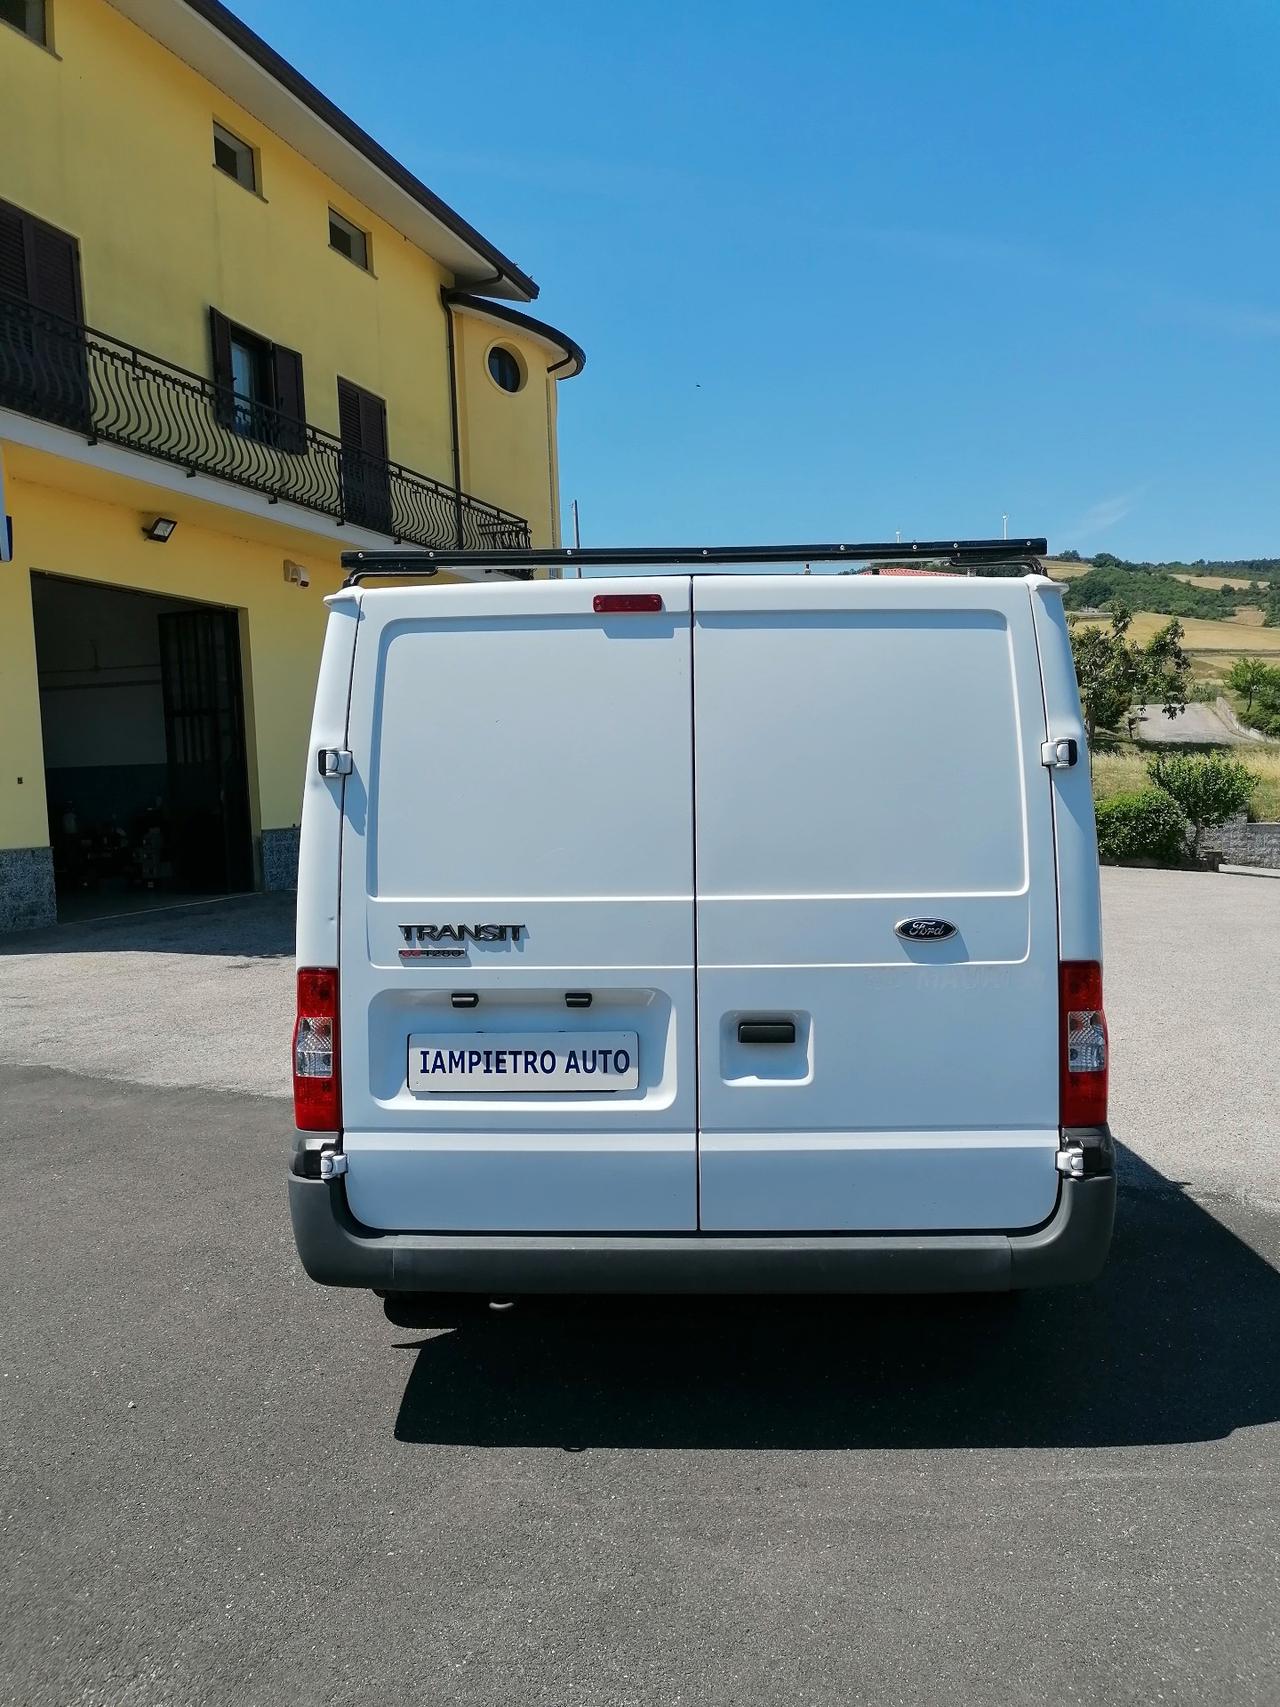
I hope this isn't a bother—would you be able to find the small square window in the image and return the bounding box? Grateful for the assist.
[213,122,257,192]
[0,0,47,46]
[328,209,370,271]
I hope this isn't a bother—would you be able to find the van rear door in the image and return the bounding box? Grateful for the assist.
[692,573,1061,1233]
[337,578,697,1233]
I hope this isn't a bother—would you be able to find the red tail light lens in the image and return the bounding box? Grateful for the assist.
[1060,961,1108,1127]
[294,967,340,1131]
[593,593,663,613]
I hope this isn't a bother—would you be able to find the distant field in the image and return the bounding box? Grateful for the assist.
[1044,558,1090,579]
[1092,745,1280,820]
[1072,611,1280,651]
[1171,573,1259,591]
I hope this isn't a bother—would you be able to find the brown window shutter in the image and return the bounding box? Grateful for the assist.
[209,307,234,428]
[337,378,392,533]
[359,388,388,463]
[337,377,362,448]
[0,200,30,300]
[270,342,306,453]
[28,222,83,322]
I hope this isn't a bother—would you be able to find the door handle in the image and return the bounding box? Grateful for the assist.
[737,1019,796,1045]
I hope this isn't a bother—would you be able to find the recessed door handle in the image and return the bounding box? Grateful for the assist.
[737,1019,796,1045]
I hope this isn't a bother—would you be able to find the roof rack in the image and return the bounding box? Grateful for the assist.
[340,538,1048,586]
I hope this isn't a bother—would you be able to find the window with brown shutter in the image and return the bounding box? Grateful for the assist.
[0,196,84,319]
[208,306,307,452]
[0,197,90,431]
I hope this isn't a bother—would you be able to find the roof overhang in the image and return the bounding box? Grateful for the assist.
[444,292,586,379]
[106,0,538,301]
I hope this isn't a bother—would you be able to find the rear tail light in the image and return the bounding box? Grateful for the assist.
[294,967,340,1131]
[1060,960,1108,1127]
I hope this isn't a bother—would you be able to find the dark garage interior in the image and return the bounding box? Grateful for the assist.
[31,573,254,921]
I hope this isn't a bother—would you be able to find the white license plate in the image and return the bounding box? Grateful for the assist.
[408,1031,639,1093]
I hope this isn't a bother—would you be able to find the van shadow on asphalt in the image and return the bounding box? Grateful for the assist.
[392,1148,1280,1452]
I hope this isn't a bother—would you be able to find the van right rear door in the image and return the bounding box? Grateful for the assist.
[692,573,1062,1233]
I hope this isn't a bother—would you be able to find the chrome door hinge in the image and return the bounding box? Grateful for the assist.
[1055,1143,1087,1178]
[317,747,353,778]
[1041,736,1079,769]
[319,1150,348,1180]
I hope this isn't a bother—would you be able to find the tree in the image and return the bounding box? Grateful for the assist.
[1069,606,1189,742]
[1247,665,1280,737]
[1146,752,1256,858]
[1139,617,1191,724]
[1227,655,1271,713]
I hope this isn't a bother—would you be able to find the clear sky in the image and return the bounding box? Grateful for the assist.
[247,0,1279,561]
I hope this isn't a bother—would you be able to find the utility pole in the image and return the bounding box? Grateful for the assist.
[571,498,582,578]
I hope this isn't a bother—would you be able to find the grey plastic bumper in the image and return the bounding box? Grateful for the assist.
[288,1169,1116,1296]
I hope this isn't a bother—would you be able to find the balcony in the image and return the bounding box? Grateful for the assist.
[0,292,531,551]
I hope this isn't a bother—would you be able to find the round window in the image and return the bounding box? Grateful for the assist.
[487,344,524,393]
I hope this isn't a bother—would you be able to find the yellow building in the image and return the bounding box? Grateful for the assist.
[0,0,583,930]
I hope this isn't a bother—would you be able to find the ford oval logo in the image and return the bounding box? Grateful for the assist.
[895,917,958,942]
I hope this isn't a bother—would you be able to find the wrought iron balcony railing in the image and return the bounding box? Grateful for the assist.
[0,292,531,551]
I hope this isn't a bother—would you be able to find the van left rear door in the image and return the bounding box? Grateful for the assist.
[337,578,698,1233]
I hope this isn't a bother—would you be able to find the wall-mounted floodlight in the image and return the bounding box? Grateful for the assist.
[142,516,178,543]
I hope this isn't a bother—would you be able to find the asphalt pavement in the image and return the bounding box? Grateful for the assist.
[1130,700,1264,744]
[2,872,1278,1707]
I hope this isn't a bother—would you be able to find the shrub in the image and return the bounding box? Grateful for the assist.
[1095,789,1190,864]
[1146,752,1256,855]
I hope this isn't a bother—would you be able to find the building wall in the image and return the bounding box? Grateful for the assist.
[0,0,559,543]
[454,315,563,549]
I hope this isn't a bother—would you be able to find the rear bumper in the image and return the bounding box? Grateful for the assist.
[287,1165,1116,1296]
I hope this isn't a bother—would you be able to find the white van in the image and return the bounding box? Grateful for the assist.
[288,541,1114,1298]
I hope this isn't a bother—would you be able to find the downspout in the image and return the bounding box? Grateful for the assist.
[545,355,574,568]
[441,289,465,547]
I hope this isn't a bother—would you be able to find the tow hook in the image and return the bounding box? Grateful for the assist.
[1056,1129,1114,1178]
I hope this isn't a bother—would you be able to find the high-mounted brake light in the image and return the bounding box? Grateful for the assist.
[1060,961,1107,1127]
[593,593,663,613]
[293,967,340,1131]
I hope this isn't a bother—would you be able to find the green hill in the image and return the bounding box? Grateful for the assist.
[1060,566,1280,625]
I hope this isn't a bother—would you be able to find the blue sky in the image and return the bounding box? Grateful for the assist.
[248,0,1280,560]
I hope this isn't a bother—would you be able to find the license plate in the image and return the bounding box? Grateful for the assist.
[408,1031,639,1093]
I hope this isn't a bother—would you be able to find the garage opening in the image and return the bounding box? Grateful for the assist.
[32,574,255,921]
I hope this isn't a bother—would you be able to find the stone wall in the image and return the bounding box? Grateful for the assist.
[0,847,58,933]
[1201,815,1280,870]
[261,827,300,892]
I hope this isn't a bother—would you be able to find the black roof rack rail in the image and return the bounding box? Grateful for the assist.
[340,538,1048,585]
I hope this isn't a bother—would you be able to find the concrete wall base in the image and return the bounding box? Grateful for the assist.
[0,847,58,933]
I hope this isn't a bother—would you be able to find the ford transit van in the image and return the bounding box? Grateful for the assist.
[288,541,1114,1298]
